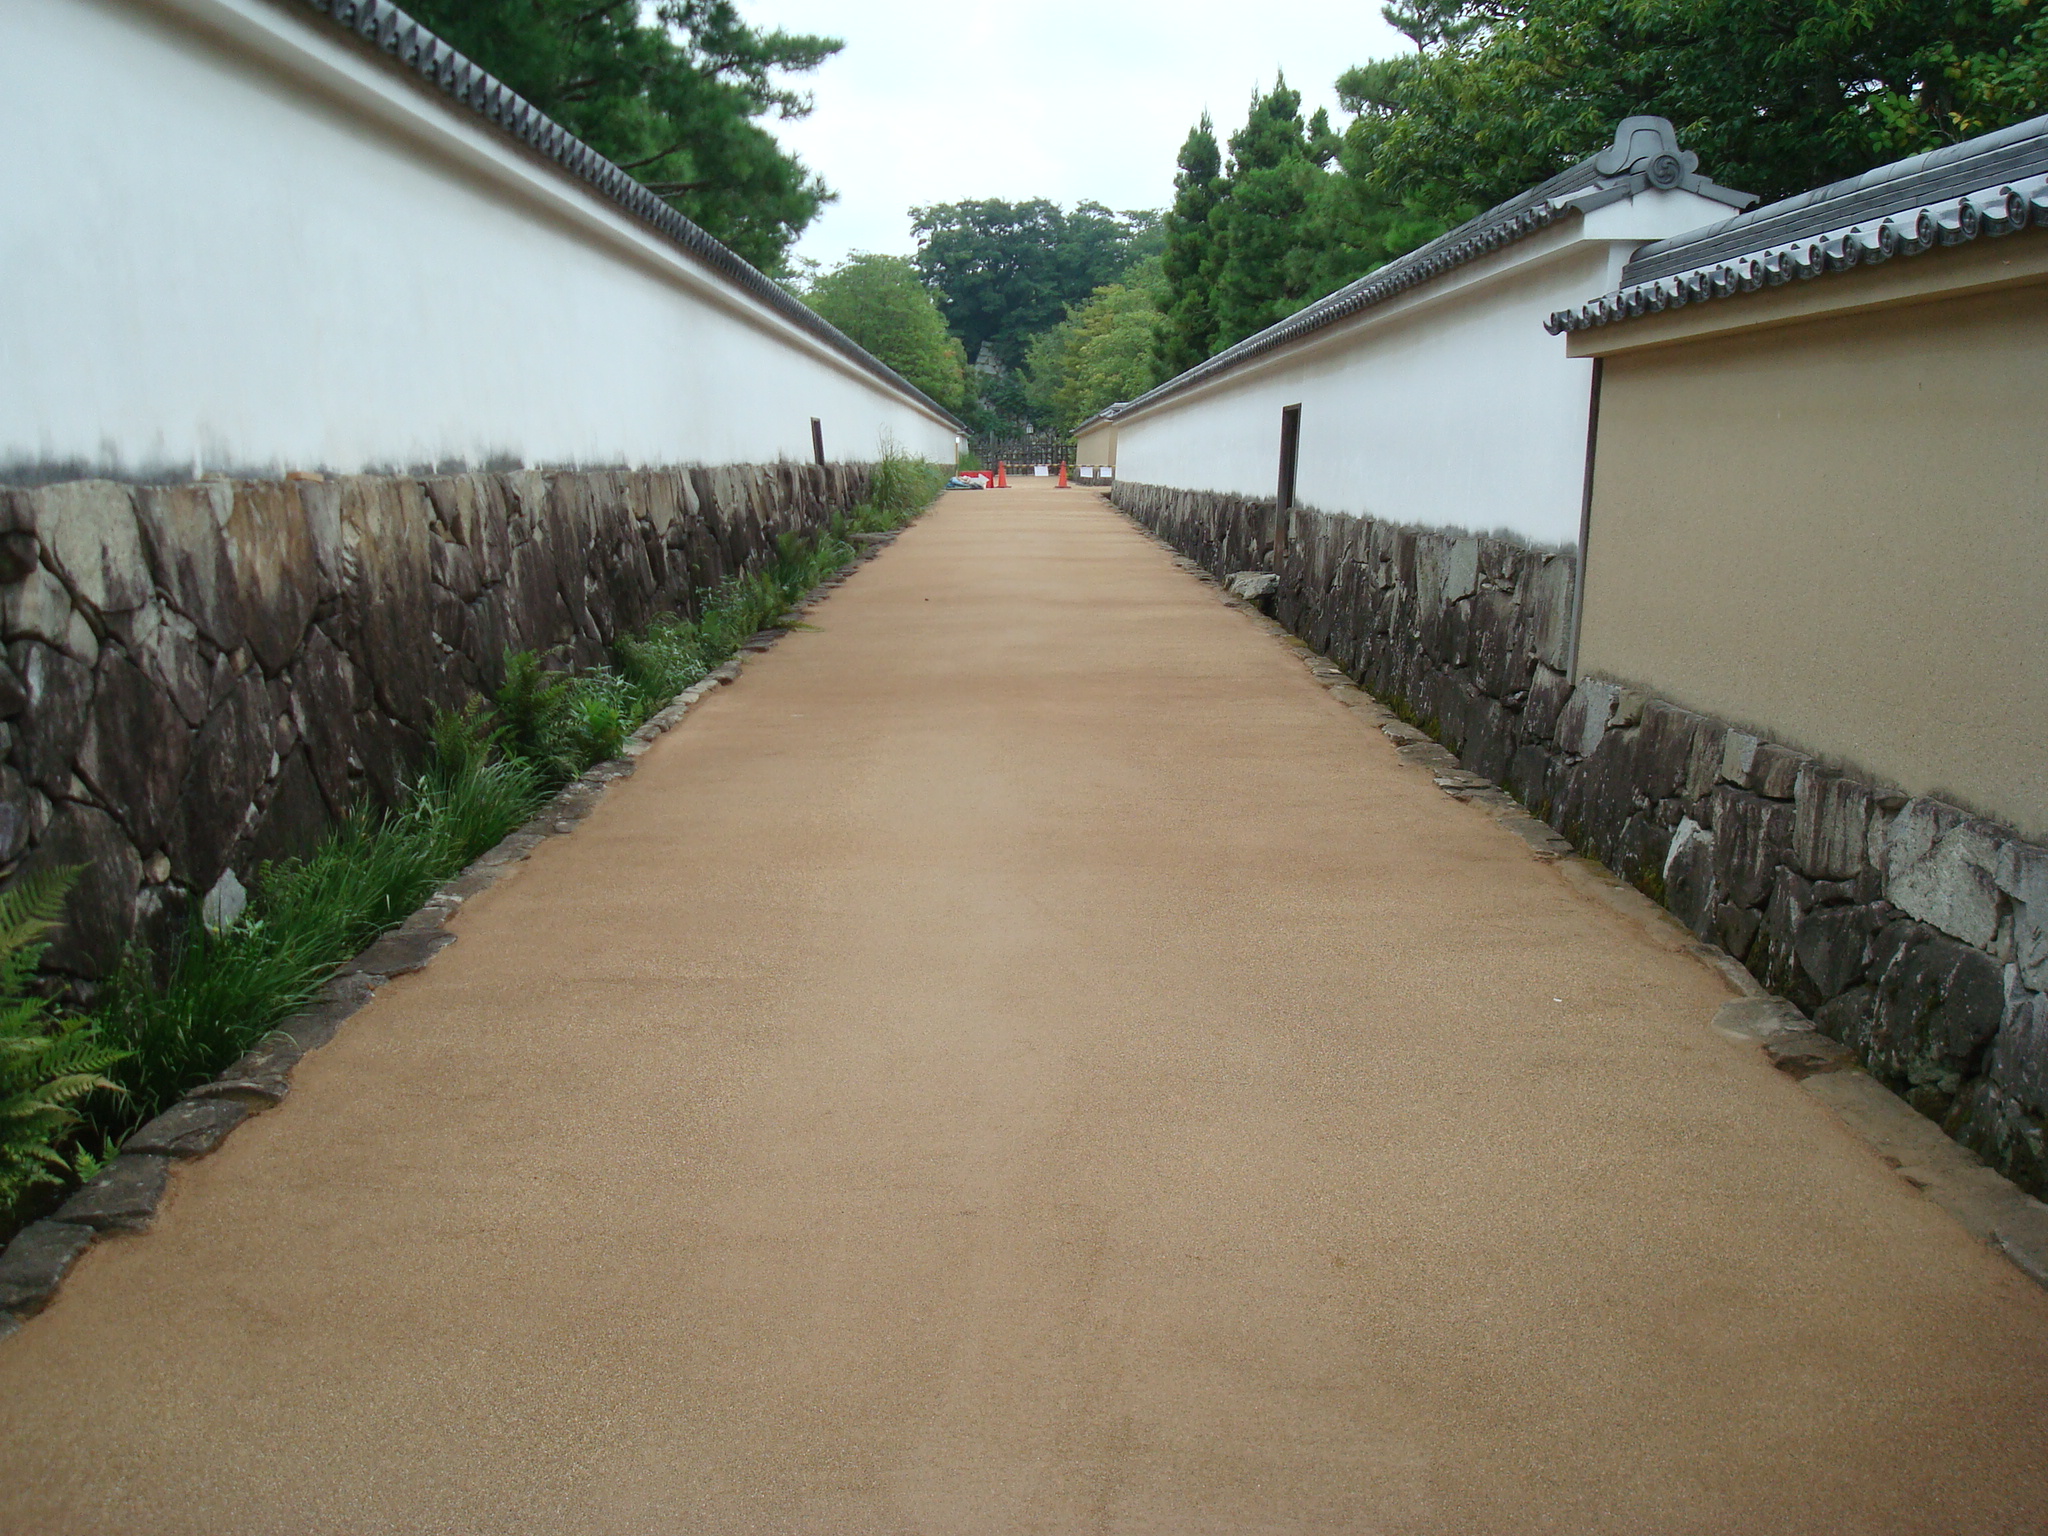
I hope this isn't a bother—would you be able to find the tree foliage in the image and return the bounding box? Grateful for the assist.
[1023,259,1168,433]
[1152,2,2048,376]
[1155,81,1451,367]
[1344,0,2048,221]
[805,255,968,409]
[1158,116,1227,376]
[400,0,841,271]
[909,200,1163,368]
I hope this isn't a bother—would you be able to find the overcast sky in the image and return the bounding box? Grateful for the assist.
[738,1,1414,269]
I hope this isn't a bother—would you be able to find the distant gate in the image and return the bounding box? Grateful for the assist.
[970,434,1076,471]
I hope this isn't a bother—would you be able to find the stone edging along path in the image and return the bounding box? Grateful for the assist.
[0,532,903,1340]
[1164,534,2048,1295]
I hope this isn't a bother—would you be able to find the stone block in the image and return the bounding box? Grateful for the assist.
[1527,556,1574,673]
[1886,799,2002,951]
[0,531,39,586]
[124,1098,250,1158]
[1710,788,1794,911]
[1555,678,1619,758]
[14,802,143,977]
[1713,902,1762,960]
[189,1069,290,1109]
[244,748,334,876]
[341,927,455,979]
[1719,730,1758,786]
[1949,1075,2048,1205]
[292,628,357,820]
[1814,984,1874,1045]
[128,599,212,727]
[11,640,94,794]
[1847,920,2006,1117]
[24,480,151,620]
[1995,838,2048,992]
[0,1221,96,1316]
[1441,536,1478,603]
[1635,700,1706,802]
[2,564,96,666]
[54,1154,170,1232]
[168,668,274,897]
[1792,764,1875,882]
[1613,813,1673,895]
[1470,586,1531,700]
[78,648,192,853]
[278,974,380,1053]
[337,477,437,716]
[1521,664,1570,743]
[200,867,248,931]
[1793,899,1888,1001]
[0,768,30,865]
[1752,867,1816,1000]
[1748,742,1808,799]
[1504,743,1558,819]
[133,481,244,651]
[1763,1029,1856,1078]
[1986,972,2048,1115]
[1662,817,1716,937]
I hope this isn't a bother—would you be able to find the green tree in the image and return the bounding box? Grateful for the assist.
[401,0,841,271]
[1209,77,1328,349]
[1158,115,1227,375]
[1343,0,2048,222]
[805,255,967,408]
[910,200,1163,367]
[1025,260,1167,433]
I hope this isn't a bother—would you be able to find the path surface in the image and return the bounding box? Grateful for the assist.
[3,486,2047,1533]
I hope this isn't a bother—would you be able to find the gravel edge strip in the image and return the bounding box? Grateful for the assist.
[0,543,895,1335]
[1151,532,2048,1294]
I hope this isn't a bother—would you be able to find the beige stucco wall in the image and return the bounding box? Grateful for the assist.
[1076,423,1117,469]
[1577,277,2048,839]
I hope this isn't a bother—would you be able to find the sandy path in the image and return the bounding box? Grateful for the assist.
[2,486,2045,1533]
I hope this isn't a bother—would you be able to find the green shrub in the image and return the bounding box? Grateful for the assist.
[866,443,943,518]
[89,732,543,1139]
[493,651,574,770]
[0,869,127,1217]
[615,615,712,704]
[556,685,631,768]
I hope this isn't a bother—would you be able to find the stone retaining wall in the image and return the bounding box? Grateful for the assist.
[0,463,870,978]
[1114,479,2048,1199]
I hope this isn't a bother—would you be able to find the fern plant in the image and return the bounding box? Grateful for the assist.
[493,651,573,767]
[0,867,127,1213]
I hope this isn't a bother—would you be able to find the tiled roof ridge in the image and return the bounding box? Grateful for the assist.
[1548,112,2048,335]
[294,0,964,427]
[1082,116,1750,430]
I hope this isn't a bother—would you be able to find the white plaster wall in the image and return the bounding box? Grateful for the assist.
[0,0,958,482]
[1112,194,1729,548]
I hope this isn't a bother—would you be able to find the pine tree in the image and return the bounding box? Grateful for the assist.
[1210,77,1322,350]
[1157,115,1225,376]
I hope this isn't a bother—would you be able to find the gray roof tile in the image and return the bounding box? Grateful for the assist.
[1548,112,2048,335]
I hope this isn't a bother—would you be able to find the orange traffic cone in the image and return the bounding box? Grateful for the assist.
[995,461,1008,488]
[1057,461,1068,488]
